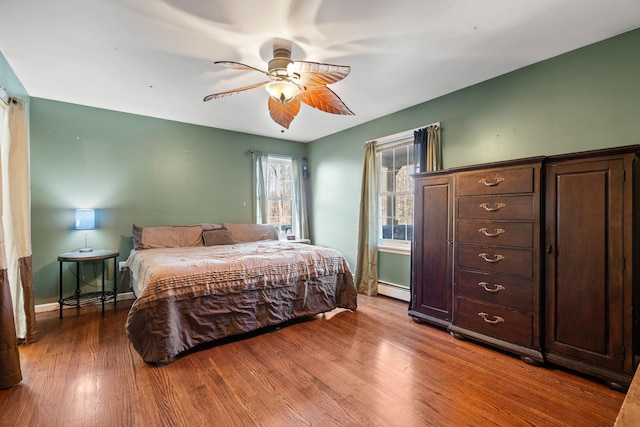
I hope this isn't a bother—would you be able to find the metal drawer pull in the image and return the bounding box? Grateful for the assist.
[478,177,505,186]
[479,202,506,212]
[478,312,505,324]
[478,282,505,293]
[478,227,505,237]
[478,253,505,263]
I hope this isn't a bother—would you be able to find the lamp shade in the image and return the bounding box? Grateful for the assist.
[74,209,96,230]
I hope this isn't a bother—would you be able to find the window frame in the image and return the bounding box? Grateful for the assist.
[264,154,295,238]
[376,131,415,253]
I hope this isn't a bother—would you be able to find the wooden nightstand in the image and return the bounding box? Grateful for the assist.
[58,249,119,319]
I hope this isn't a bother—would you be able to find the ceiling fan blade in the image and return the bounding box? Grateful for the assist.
[268,97,301,129]
[214,61,269,76]
[203,81,270,102]
[291,61,351,87]
[297,86,354,116]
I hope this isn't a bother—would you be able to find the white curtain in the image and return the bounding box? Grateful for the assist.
[291,157,309,240]
[251,151,268,224]
[1,98,37,389]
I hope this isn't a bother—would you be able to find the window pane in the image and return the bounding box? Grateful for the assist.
[392,225,405,241]
[382,222,393,239]
[396,195,412,220]
[263,156,295,234]
[380,150,394,170]
[271,200,290,218]
[388,224,413,241]
[382,170,395,193]
[396,165,412,193]
[381,195,395,218]
[267,161,292,198]
[377,140,416,245]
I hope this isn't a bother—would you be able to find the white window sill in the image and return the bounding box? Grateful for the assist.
[377,244,411,255]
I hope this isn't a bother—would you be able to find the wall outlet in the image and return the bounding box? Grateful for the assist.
[119,261,127,271]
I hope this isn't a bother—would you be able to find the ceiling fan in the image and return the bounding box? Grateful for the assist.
[203,42,354,130]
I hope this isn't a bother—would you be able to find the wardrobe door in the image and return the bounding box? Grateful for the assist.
[410,173,453,327]
[544,157,625,372]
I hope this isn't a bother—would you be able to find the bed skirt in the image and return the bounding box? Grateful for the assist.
[126,272,357,363]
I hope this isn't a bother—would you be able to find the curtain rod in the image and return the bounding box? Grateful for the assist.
[365,121,441,146]
[245,150,307,160]
[0,85,10,108]
[0,84,21,108]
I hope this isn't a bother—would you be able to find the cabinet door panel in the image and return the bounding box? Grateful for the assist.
[545,158,624,369]
[411,175,453,323]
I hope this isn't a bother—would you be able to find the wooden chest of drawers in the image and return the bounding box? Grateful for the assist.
[450,160,543,364]
[412,146,640,389]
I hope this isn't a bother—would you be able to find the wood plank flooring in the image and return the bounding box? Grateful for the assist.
[0,295,626,426]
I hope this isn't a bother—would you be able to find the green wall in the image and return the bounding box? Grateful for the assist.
[7,28,640,303]
[29,99,307,303]
[308,28,640,285]
[378,252,411,286]
[0,51,29,103]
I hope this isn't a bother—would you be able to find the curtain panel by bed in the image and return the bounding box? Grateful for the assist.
[1,98,38,389]
[291,157,309,240]
[251,151,268,224]
[354,141,378,296]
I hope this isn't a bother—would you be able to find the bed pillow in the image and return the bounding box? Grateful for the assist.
[132,224,204,250]
[197,223,224,231]
[222,223,279,243]
[202,229,237,246]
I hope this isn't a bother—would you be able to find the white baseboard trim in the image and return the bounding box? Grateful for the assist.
[35,292,136,313]
[378,281,410,302]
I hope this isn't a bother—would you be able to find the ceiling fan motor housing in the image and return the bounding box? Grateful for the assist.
[268,47,293,77]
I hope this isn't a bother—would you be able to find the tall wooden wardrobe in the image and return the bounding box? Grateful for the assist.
[410,145,640,389]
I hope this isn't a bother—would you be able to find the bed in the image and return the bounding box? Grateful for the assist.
[123,223,358,363]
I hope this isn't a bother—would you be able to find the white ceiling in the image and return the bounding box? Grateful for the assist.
[1,0,639,143]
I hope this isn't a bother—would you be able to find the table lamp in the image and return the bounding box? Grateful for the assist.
[75,208,95,252]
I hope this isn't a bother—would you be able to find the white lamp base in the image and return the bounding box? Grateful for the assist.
[79,247,93,253]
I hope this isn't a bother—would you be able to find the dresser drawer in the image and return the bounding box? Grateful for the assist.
[455,269,533,312]
[457,245,533,277]
[457,221,533,248]
[454,297,533,347]
[458,195,534,220]
[458,167,534,196]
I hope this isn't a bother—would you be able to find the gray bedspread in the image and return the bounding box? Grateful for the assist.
[124,241,358,362]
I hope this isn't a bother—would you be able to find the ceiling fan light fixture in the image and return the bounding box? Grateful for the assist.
[266,80,300,103]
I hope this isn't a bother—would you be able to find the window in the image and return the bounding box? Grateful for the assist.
[253,152,308,240]
[265,156,294,235]
[377,137,414,250]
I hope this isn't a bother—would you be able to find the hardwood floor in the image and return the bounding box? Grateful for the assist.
[0,295,625,426]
